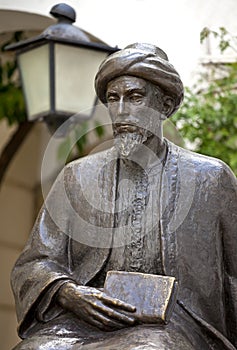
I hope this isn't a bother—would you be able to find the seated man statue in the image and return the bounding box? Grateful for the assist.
[12,43,237,350]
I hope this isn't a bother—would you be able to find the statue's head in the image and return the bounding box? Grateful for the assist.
[95,43,184,117]
[95,43,184,157]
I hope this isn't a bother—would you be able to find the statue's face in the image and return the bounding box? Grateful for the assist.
[106,75,164,157]
[106,75,163,130]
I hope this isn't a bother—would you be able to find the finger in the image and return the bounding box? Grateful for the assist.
[86,315,111,331]
[89,308,126,330]
[100,294,136,312]
[92,302,136,325]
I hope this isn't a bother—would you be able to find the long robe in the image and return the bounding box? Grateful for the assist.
[11,141,237,349]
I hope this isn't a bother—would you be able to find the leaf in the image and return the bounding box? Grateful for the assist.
[0,32,27,125]
[94,120,105,138]
[200,27,210,43]
[219,27,228,35]
[219,40,229,52]
[57,136,73,161]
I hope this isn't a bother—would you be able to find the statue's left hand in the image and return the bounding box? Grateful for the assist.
[57,282,137,331]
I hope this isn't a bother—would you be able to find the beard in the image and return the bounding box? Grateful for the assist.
[114,128,149,158]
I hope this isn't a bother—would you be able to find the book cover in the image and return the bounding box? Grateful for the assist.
[104,271,178,324]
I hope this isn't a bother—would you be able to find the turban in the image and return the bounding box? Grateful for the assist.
[95,43,184,117]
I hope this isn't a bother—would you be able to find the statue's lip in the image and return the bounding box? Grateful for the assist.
[114,123,139,133]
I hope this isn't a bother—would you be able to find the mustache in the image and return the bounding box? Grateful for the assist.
[113,122,143,134]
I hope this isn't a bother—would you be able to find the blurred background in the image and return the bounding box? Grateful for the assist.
[0,1,237,349]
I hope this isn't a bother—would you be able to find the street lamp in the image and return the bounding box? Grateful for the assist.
[6,3,118,136]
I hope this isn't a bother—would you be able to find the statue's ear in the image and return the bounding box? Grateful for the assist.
[162,96,175,117]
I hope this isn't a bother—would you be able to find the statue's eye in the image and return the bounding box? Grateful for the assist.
[129,94,144,103]
[107,95,119,103]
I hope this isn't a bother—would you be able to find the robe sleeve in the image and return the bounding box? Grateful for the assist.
[219,163,237,347]
[11,167,76,338]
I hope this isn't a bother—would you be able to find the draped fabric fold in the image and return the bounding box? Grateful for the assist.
[12,141,237,349]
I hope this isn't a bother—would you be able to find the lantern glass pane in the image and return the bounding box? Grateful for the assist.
[18,44,50,120]
[55,44,107,116]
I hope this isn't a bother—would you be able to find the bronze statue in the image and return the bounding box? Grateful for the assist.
[12,43,237,350]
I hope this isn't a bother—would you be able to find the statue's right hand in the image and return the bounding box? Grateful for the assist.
[57,282,136,331]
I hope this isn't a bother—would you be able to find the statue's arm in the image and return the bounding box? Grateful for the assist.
[219,164,237,347]
[11,169,75,338]
[11,209,73,337]
[11,164,136,336]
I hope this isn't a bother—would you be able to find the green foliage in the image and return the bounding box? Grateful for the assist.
[57,120,105,162]
[200,27,237,53]
[173,28,237,175]
[0,32,27,125]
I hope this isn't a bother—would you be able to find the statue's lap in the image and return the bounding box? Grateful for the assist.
[13,310,211,350]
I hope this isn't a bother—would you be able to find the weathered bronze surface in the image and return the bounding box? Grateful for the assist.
[104,271,178,324]
[12,43,237,349]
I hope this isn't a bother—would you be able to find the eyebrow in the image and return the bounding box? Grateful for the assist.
[107,87,147,96]
[126,87,146,94]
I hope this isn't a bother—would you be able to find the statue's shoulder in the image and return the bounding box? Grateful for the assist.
[65,147,115,170]
[167,140,234,177]
[62,147,116,183]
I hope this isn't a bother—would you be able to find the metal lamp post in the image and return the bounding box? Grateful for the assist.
[6,3,118,136]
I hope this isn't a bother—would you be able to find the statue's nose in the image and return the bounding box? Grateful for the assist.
[118,98,129,116]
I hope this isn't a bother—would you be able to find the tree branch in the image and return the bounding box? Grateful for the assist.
[0,121,34,186]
